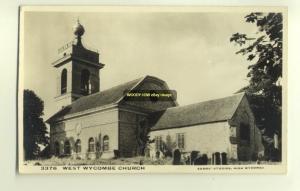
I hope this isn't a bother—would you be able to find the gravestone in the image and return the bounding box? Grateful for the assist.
[215,152,221,165]
[201,154,208,165]
[156,150,160,159]
[194,157,202,165]
[185,156,191,165]
[221,152,227,165]
[173,149,181,165]
[191,151,199,165]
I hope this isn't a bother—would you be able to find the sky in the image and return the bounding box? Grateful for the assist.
[22,10,258,121]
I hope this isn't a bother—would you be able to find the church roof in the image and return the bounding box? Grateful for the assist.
[67,77,143,114]
[150,93,245,131]
[47,76,144,123]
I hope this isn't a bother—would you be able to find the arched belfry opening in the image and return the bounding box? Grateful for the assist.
[81,69,91,95]
[61,69,67,94]
[53,20,104,109]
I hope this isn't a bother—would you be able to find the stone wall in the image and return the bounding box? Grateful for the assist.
[148,96,265,162]
[50,108,118,159]
[229,96,264,160]
[118,109,148,157]
[149,121,231,160]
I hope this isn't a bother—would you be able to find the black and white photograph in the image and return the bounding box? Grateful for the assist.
[18,6,286,173]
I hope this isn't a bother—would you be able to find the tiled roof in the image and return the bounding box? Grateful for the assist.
[150,93,245,131]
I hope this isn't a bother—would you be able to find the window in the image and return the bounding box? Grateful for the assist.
[61,69,67,94]
[103,135,109,151]
[88,137,95,152]
[75,139,81,153]
[230,126,237,144]
[64,140,71,155]
[176,133,185,150]
[230,126,237,137]
[81,69,90,95]
[240,123,250,143]
[155,136,163,151]
[54,141,60,156]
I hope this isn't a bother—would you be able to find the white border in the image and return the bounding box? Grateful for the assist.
[18,5,287,175]
[1,0,299,191]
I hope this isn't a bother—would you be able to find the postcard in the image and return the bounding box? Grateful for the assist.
[18,6,287,174]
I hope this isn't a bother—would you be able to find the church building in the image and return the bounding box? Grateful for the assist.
[46,21,264,163]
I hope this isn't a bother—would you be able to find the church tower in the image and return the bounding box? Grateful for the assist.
[52,20,104,109]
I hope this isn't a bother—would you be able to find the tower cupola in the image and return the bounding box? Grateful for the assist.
[73,19,85,47]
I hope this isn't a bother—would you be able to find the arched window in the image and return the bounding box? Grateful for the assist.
[54,141,60,156]
[176,133,185,150]
[61,69,67,94]
[103,135,109,151]
[64,140,71,155]
[88,137,95,152]
[75,139,81,153]
[81,69,90,95]
[155,136,162,151]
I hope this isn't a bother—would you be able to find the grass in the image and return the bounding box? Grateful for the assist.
[24,156,280,166]
[24,156,173,166]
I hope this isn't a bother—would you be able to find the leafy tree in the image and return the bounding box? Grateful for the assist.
[23,89,49,160]
[136,119,153,156]
[230,13,282,161]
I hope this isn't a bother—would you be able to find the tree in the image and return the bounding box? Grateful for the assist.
[230,13,282,161]
[136,119,154,156]
[23,89,49,160]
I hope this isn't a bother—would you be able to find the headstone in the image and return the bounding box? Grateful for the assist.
[221,152,227,165]
[139,159,144,165]
[201,154,208,165]
[194,157,202,165]
[215,152,221,165]
[156,150,160,159]
[185,156,191,165]
[191,151,199,165]
[173,149,181,165]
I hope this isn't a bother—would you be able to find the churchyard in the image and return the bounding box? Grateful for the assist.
[24,155,278,166]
